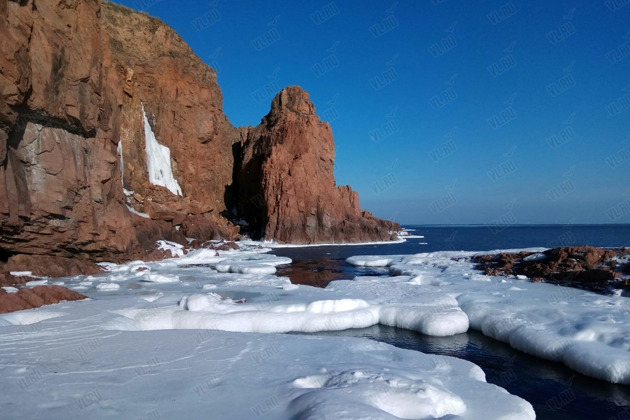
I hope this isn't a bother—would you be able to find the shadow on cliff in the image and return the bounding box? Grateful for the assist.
[223,140,268,240]
[221,142,241,223]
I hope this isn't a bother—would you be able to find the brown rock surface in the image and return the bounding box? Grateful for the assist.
[473,246,630,294]
[238,87,400,243]
[0,285,87,314]
[5,254,102,278]
[0,2,399,277]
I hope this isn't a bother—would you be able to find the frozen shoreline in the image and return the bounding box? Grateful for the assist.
[3,239,630,418]
[345,251,630,385]
[0,242,537,419]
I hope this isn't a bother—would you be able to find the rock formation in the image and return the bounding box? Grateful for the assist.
[238,87,400,243]
[473,246,630,294]
[0,0,399,277]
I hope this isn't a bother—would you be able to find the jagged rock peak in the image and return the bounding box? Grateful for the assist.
[269,86,316,117]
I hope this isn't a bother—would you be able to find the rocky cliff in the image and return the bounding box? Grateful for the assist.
[0,0,399,276]
[238,87,399,243]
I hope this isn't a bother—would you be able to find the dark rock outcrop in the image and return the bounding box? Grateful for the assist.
[0,1,399,277]
[473,246,630,294]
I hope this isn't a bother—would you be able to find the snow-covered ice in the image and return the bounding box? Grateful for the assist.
[346,251,630,385]
[0,297,533,420]
[0,244,537,419]
[9,271,33,277]
[95,282,120,291]
[5,240,630,418]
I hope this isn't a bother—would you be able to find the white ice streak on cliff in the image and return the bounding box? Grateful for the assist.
[142,103,182,196]
[117,139,123,187]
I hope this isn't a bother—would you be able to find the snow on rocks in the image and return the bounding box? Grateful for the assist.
[156,240,185,258]
[9,271,33,277]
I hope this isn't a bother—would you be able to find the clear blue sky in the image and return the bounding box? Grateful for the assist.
[112,0,630,225]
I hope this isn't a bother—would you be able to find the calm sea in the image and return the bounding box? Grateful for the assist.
[276,224,630,262]
[275,224,630,420]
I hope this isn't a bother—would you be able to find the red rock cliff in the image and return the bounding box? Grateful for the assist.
[0,0,399,275]
[238,86,400,243]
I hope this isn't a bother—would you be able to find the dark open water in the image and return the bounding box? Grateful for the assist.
[275,225,630,420]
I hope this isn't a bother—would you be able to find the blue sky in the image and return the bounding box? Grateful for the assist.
[112,0,630,225]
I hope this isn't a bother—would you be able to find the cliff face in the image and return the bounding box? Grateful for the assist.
[0,0,134,265]
[0,0,399,275]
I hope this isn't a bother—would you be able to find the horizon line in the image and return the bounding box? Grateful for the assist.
[401,223,630,228]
